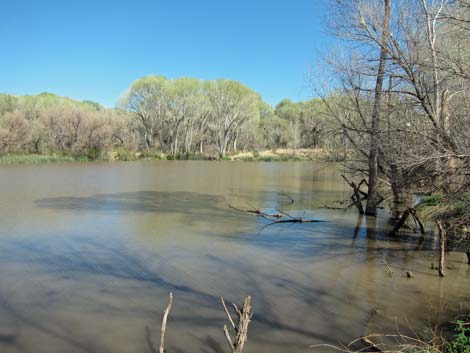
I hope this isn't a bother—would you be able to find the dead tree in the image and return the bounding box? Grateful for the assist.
[437,221,446,277]
[388,207,426,237]
[220,296,253,353]
[341,175,366,214]
[466,249,470,264]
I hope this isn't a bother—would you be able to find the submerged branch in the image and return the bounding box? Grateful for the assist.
[228,193,324,225]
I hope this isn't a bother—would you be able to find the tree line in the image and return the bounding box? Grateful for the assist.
[0,79,341,160]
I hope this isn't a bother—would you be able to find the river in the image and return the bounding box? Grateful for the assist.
[0,161,468,353]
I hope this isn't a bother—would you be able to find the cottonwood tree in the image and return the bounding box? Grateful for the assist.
[121,75,168,150]
[205,79,260,158]
[165,78,203,155]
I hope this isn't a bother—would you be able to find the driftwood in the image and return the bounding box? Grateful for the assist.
[437,221,446,277]
[220,296,253,353]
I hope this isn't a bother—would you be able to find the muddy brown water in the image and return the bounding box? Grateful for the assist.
[0,161,468,353]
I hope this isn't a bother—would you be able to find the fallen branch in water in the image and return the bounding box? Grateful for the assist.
[341,175,365,214]
[228,205,281,218]
[278,192,295,205]
[228,204,323,224]
[220,296,253,353]
[389,207,426,237]
[228,193,324,225]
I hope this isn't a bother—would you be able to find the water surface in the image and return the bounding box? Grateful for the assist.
[0,161,468,353]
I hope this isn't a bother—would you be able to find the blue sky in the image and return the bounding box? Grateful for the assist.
[0,0,331,107]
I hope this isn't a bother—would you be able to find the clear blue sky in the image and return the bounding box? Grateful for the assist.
[0,0,331,107]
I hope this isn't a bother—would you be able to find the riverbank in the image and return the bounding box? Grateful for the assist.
[0,148,334,165]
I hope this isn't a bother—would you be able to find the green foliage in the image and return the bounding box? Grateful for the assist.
[82,147,103,161]
[114,147,136,161]
[447,320,470,353]
[420,194,445,206]
[0,94,19,115]
[82,100,103,111]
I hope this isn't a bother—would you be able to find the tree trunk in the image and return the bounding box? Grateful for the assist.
[173,135,178,156]
[389,208,411,237]
[187,126,193,153]
[365,0,390,216]
[437,221,446,277]
[145,132,152,151]
[219,145,226,158]
[390,164,402,219]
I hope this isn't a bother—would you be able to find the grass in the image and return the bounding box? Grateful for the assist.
[418,192,470,243]
[0,154,85,165]
[229,148,322,162]
[310,316,470,353]
[0,148,333,165]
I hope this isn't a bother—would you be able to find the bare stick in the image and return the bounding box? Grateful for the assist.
[220,296,253,353]
[160,292,173,353]
[220,297,236,330]
[382,258,393,277]
[223,324,234,349]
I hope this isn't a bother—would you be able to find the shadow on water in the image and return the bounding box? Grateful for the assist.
[0,233,343,352]
[35,191,240,219]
